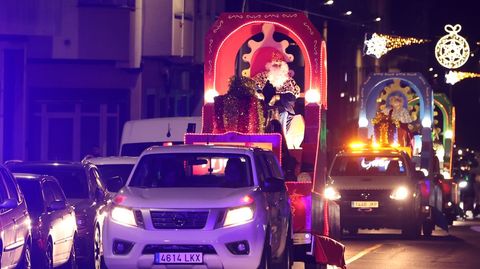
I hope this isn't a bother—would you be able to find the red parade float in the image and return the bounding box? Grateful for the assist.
[185,12,345,268]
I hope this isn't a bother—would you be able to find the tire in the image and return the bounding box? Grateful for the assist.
[17,241,32,269]
[304,256,327,269]
[257,236,272,269]
[44,241,54,269]
[402,221,421,239]
[94,227,107,269]
[60,238,77,269]
[422,220,434,237]
[274,227,292,269]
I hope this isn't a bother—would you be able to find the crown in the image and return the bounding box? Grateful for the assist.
[271,51,285,62]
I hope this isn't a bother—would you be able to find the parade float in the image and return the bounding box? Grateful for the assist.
[409,92,459,224]
[358,73,452,229]
[185,12,345,268]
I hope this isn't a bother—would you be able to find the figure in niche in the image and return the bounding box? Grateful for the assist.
[253,52,300,137]
[381,93,413,146]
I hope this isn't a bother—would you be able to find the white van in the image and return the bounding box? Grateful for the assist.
[119,117,202,156]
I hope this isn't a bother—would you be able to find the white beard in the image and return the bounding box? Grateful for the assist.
[266,61,290,89]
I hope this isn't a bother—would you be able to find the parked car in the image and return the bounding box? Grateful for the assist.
[14,173,77,268]
[82,157,138,193]
[6,162,103,268]
[0,164,31,268]
[95,145,292,269]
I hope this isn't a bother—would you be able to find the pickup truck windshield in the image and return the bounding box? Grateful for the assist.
[129,153,252,188]
[330,155,407,177]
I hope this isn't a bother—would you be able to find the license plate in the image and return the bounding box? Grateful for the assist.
[351,201,379,208]
[154,252,203,264]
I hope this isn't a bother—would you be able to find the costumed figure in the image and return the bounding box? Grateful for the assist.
[381,94,413,146]
[253,52,300,137]
[372,110,398,145]
[213,76,265,134]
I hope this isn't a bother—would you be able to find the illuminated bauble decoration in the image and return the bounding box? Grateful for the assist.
[435,24,470,69]
[364,33,429,59]
[445,70,480,85]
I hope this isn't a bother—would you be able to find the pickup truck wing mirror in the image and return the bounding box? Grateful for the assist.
[262,177,286,193]
[47,200,67,212]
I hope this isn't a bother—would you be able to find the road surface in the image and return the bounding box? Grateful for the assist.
[294,217,480,269]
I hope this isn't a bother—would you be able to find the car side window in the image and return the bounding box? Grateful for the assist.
[0,170,9,203]
[264,153,284,179]
[47,180,67,201]
[90,167,105,191]
[254,154,270,185]
[42,182,56,206]
[0,168,19,203]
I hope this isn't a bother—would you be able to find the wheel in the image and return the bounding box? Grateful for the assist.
[257,236,272,269]
[422,220,434,237]
[94,227,107,269]
[273,228,292,269]
[304,256,327,269]
[60,237,77,269]
[402,221,421,239]
[44,241,54,269]
[17,241,32,269]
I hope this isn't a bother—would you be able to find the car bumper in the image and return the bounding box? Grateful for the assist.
[339,199,416,229]
[102,218,266,269]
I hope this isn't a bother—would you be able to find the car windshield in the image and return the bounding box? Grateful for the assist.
[129,153,252,188]
[96,164,134,187]
[8,165,89,199]
[330,155,407,177]
[17,180,44,217]
[121,142,183,156]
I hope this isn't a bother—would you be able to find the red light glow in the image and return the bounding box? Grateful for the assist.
[113,195,126,204]
[242,195,254,204]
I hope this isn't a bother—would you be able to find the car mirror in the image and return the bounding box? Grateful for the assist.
[47,200,67,212]
[262,177,286,193]
[0,198,17,210]
[107,176,124,193]
[414,170,426,181]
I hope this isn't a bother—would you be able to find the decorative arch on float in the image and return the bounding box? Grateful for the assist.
[204,12,327,107]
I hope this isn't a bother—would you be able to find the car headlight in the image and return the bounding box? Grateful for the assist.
[390,186,409,200]
[111,206,137,227]
[223,206,254,227]
[324,186,341,200]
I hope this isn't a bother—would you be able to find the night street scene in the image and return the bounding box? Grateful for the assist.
[1,0,480,268]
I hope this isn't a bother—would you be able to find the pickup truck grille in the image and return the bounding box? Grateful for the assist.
[150,211,209,229]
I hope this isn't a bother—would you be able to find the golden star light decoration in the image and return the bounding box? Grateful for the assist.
[445,70,480,85]
[435,24,470,69]
[364,33,429,59]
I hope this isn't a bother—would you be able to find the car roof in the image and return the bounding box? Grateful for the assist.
[5,161,83,168]
[83,156,138,165]
[13,173,51,182]
[336,148,406,157]
[141,144,257,155]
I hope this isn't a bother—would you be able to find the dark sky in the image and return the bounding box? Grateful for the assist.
[230,0,480,149]
[388,0,480,150]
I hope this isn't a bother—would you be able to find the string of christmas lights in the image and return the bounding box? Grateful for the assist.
[445,70,480,85]
[364,33,430,59]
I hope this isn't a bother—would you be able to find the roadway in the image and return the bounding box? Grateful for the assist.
[294,217,480,269]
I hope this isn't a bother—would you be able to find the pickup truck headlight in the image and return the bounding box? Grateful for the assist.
[390,186,409,200]
[111,206,137,227]
[324,186,341,200]
[223,206,254,227]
